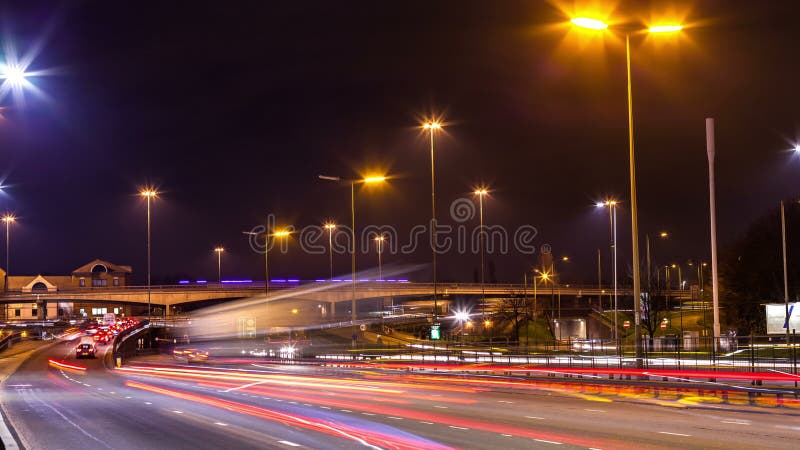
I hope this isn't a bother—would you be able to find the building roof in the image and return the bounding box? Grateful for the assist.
[72,259,133,275]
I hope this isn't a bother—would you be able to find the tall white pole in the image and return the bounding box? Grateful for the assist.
[706,118,721,340]
[781,200,790,343]
[146,196,151,318]
[625,34,643,364]
[612,204,618,343]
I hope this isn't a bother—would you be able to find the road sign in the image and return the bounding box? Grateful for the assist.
[430,324,440,340]
[660,321,667,330]
[623,320,630,329]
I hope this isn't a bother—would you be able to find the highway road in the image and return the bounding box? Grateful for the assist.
[2,338,800,449]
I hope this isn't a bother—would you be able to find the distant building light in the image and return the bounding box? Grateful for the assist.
[221,279,253,283]
[178,280,190,284]
[287,279,300,283]
[196,280,207,284]
[315,279,326,282]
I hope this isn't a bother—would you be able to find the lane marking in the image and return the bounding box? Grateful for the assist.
[525,416,545,420]
[449,426,469,430]
[361,412,376,416]
[278,441,301,447]
[419,421,434,425]
[173,410,183,414]
[387,416,403,420]
[320,406,331,410]
[498,400,514,404]
[501,434,513,437]
[144,402,152,405]
[721,420,750,425]
[584,409,605,413]
[658,431,691,437]
[339,409,352,413]
[214,422,228,426]
[533,438,563,445]
[433,405,449,409]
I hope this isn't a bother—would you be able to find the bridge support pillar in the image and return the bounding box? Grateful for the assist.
[329,302,336,319]
[165,304,173,316]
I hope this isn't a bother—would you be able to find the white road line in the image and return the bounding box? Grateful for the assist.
[433,405,448,409]
[721,420,750,425]
[144,402,152,405]
[320,406,331,409]
[125,396,132,399]
[362,412,376,416]
[658,431,691,437]
[387,416,403,420]
[173,410,183,414]
[501,434,513,437]
[449,426,469,430]
[533,438,563,445]
[339,409,352,413]
[214,422,228,426]
[525,416,545,420]
[419,421,434,425]
[584,409,605,413]
[498,400,514,404]
[278,441,301,447]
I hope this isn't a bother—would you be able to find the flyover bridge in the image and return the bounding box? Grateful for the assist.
[0,281,692,309]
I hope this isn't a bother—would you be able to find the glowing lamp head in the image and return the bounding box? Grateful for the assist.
[363,176,386,184]
[540,272,550,281]
[1,214,15,224]
[483,320,492,328]
[374,235,385,242]
[139,189,158,198]
[659,231,669,239]
[422,121,442,130]
[474,188,489,196]
[561,256,569,262]
[794,145,800,153]
[648,24,683,33]
[214,247,224,253]
[323,222,336,230]
[273,230,291,238]
[671,263,677,269]
[1,65,28,87]
[453,310,470,322]
[571,17,608,30]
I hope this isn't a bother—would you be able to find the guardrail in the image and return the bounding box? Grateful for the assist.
[0,332,22,352]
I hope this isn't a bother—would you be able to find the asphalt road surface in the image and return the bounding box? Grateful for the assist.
[3,339,800,449]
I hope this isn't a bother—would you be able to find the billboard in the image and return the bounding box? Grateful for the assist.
[765,302,800,335]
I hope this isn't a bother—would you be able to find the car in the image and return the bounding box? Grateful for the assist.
[76,343,96,359]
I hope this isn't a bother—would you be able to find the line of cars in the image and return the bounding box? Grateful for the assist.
[76,317,139,359]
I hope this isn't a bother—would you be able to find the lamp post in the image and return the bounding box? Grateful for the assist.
[596,200,618,342]
[214,247,224,283]
[139,189,158,318]
[2,215,14,294]
[423,121,442,322]
[474,187,489,316]
[324,222,336,280]
[319,174,387,347]
[571,18,684,365]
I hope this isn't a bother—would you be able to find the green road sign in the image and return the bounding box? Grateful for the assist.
[430,324,441,340]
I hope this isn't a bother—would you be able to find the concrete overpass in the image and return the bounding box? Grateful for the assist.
[0,281,692,309]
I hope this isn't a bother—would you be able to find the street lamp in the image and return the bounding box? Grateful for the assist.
[423,120,443,321]
[473,187,489,316]
[2,214,14,294]
[571,17,684,365]
[319,173,387,347]
[139,188,158,318]
[323,222,336,280]
[596,200,618,342]
[374,235,386,281]
[214,247,224,283]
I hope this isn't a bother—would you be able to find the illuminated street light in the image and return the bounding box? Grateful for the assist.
[659,231,669,239]
[2,215,15,296]
[374,235,386,281]
[423,120,444,324]
[473,186,490,317]
[318,173,388,347]
[323,222,336,280]
[596,199,619,344]
[214,247,224,283]
[570,17,683,365]
[139,188,158,317]
[571,17,608,30]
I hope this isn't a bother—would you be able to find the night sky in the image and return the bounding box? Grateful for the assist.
[0,0,798,285]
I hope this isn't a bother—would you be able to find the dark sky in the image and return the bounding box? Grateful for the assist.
[0,0,798,285]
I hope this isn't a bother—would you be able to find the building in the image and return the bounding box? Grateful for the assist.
[2,259,133,321]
